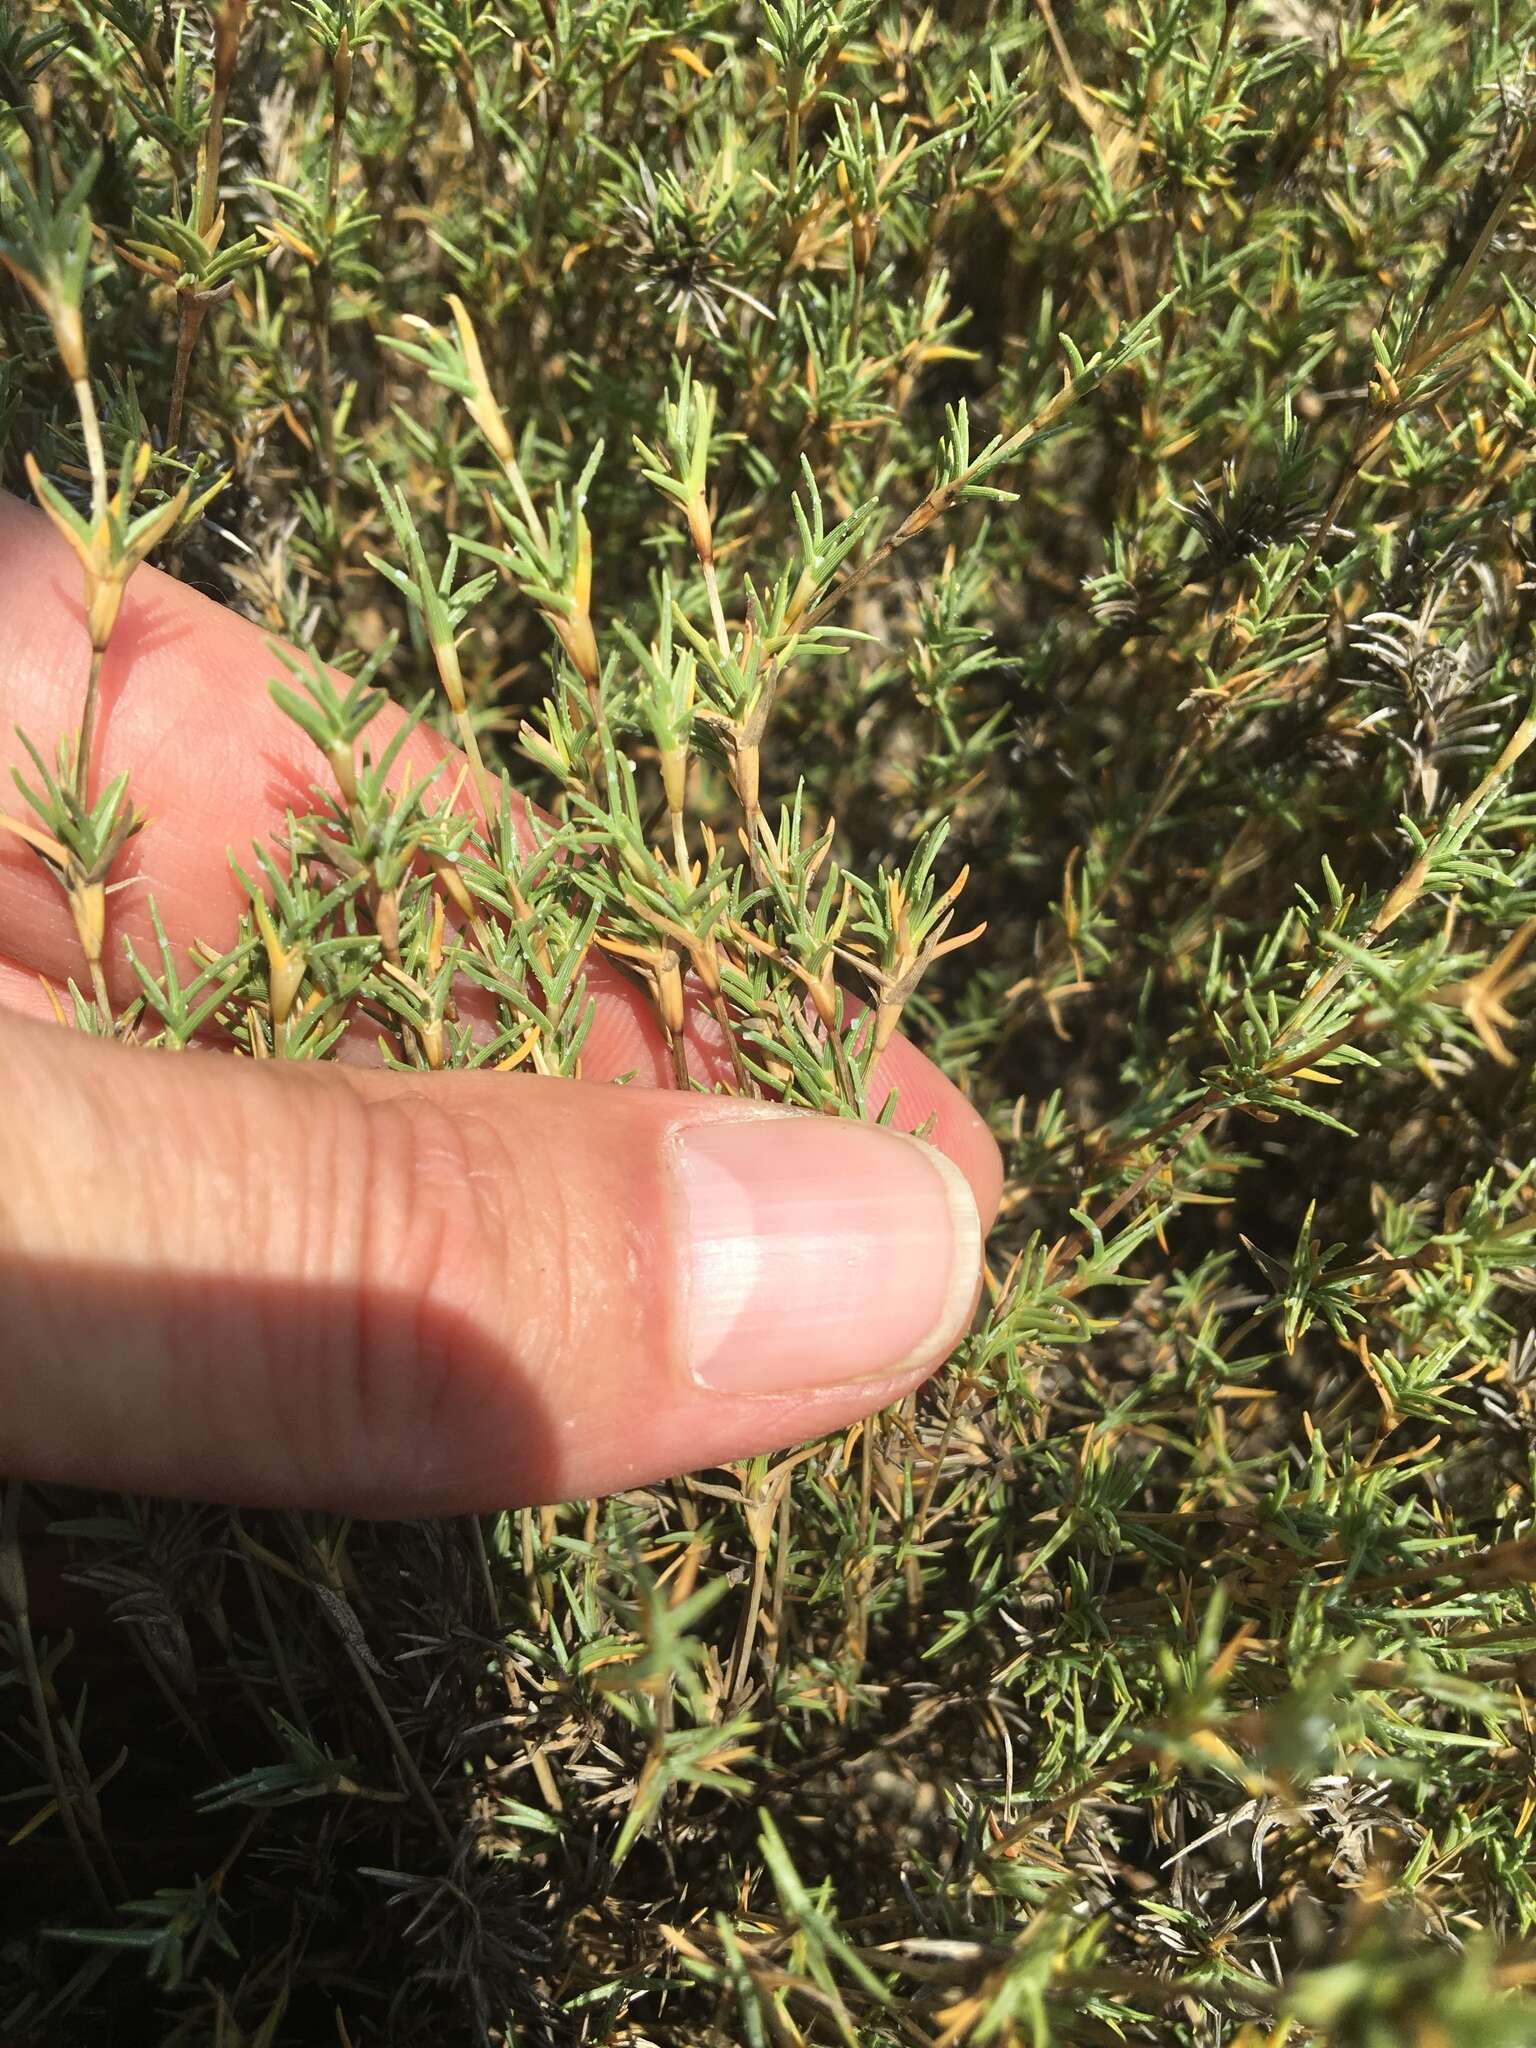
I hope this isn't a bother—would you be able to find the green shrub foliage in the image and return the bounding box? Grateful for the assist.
[5,1,1536,2041]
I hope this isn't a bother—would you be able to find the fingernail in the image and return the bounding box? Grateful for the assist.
[670,1112,982,1396]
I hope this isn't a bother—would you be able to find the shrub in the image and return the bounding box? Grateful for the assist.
[4,1,1536,2042]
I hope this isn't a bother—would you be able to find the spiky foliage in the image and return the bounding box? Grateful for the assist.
[6,2,1536,2043]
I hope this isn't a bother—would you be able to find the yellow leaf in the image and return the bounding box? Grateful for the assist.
[665,41,711,78]
[267,220,320,263]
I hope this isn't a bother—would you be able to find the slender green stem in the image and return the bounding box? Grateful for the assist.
[74,643,105,811]
[313,63,349,554]
[166,298,205,446]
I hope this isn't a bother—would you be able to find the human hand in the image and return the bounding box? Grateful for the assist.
[0,493,1000,1516]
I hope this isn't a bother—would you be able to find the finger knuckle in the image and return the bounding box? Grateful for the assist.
[283,1080,570,1504]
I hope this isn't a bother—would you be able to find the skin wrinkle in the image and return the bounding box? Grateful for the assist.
[341,1078,555,1498]
[300,1075,368,1499]
[234,1066,285,1460]
[410,1114,515,1485]
[437,1090,539,1323]
[196,1058,325,1499]
[403,1092,523,1383]
[159,1064,254,1483]
[256,1058,406,1500]
[346,1086,470,1498]
[508,1124,580,1451]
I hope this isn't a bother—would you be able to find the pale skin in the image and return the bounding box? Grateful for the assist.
[0,492,1002,1517]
